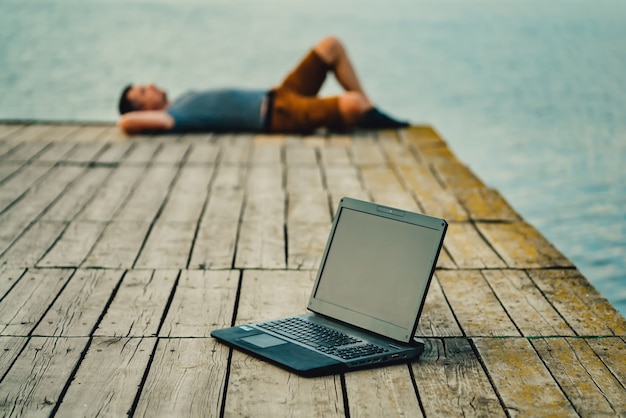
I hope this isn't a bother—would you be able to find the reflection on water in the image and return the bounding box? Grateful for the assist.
[1,0,624,314]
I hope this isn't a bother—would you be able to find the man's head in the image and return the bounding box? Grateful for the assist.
[118,83,169,114]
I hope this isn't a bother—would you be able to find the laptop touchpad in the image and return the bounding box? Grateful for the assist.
[241,334,288,348]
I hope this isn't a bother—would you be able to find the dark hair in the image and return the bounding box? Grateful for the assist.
[118,84,136,114]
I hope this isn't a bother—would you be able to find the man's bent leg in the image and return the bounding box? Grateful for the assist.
[313,37,372,107]
[278,50,331,97]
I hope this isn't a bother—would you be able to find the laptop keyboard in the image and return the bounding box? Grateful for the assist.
[257,317,388,360]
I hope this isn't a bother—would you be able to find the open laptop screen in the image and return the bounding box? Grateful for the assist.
[309,203,446,342]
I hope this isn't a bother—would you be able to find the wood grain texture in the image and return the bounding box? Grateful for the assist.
[134,338,229,417]
[473,337,578,417]
[412,338,505,417]
[443,222,506,269]
[345,364,422,417]
[437,270,520,337]
[0,269,73,335]
[81,221,152,268]
[477,222,573,268]
[34,269,123,337]
[55,337,155,417]
[160,270,239,337]
[95,270,177,337]
[531,337,626,416]
[0,337,87,418]
[528,269,626,336]
[0,221,66,267]
[415,276,463,337]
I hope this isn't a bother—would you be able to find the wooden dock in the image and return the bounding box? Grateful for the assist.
[0,122,624,417]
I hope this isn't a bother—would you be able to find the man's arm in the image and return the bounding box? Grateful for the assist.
[118,111,175,135]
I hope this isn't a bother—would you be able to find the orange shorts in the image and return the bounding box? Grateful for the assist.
[267,51,342,134]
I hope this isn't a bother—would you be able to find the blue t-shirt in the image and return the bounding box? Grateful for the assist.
[166,88,267,132]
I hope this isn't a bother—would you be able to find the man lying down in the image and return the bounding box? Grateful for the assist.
[117,36,409,135]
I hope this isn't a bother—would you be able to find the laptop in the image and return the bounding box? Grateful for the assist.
[211,197,447,377]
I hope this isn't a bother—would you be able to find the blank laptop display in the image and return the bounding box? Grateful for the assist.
[211,197,447,377]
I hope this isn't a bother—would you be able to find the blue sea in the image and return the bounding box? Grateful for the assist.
[1,0,625,314]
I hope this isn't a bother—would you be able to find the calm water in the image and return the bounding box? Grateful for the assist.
[1,0,625,314]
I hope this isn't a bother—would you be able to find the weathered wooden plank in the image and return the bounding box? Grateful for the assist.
[528,269,626,336]
[0,336,28,378]
[246,164,283,195]
[37,221,106,267]
[0,164,52,214]
[34,269,123,337]
[455,188,521,222]
[0,269,73,335]
[81,221,152,268]
[285,144,317,165]
[531,337,626,416]
[378,131,419,166]
[134,338,229,417]
[95,270,177,337]
[114,165,178,221]
[185,141,219,164]
[95,141,133,163]
[35,141,77,162]
[77,165,145,221]
[412,338,505,417]
[586,337,626,389]
[6,125,54,142]
[225,353,345,417]
[250,140,282,165]
[210,163,246,190]
[0,337,87,418]
[415,276,463,337]
[226,269,344,417]
[121,141,161,164]
[235,270,315,324]
[0,162,23,184]
[160,270,239,337]
[320,141,351,166]
[0,268,26,300]
[96,125,131,142]
[217,134,252,164]
[477,222,573,269]
[178,131,213,142]
[482,270,574,337]
[437,270,520,337]
[3,141,50,161]
[287,190,330,224]
[55,337,155,417]
[286,166,324,193]
[473,337,578,416]
[158,165,213,222]
[41,167,111,221]
[236,220,286,269]
[322,166,367,203]
[287,222,330,270]
[235,192,286,269]
[0,124,25,140]
[351,137,386,165]
[435,247,457,270]
[360,166,405,196]
[443,222,506,269]
[62,125,109,141]
[345,364,422,417]
[134,222,196,269]
[430,159,484,191]
[189,189,244,269]
[64,141,108,163]
[0,221,66,267]
[396,164,469,221]
[153,142,190,164]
